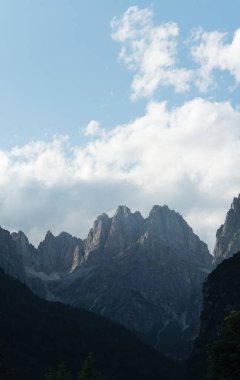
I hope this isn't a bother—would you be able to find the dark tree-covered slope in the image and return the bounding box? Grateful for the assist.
[206,310,240,380]
[186,251,240,380]
[0,269,180,380]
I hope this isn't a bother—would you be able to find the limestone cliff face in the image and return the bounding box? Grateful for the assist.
[0,227,25,282]
[104,206,144,254]
[84,213,111,257]
[85,204,210,264]
[213,194,240,265]
[146,205,210,266]
[85,206,144,258]
[35,231,84,275]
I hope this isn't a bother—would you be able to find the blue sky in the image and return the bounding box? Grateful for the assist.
[0,0,240,250]
[0,0,239,148]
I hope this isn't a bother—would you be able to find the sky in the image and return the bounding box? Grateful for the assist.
[0,0,240,251]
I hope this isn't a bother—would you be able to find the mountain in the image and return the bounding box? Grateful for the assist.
[12,230,37,267]
[84,205,210,267]
[26,205,212,360]
[213,194,240,265]
[186,251,240,380]
[35,231,84,274]
[0,226,25,282]
[0,267,179,380]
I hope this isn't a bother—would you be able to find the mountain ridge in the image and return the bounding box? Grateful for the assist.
[13,204,211,275]
[12,204,211,360]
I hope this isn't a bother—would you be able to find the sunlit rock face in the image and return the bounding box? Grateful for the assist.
[213,194,240,266]
[33,204,212,360]
[85,206,144,258]
[0,227,25,282]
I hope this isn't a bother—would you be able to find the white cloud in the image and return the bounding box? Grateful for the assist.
[84,120,101,136]
[111,6,192,99]
[1,8,240,251]
[191,28,240,92]
[111,6,240,97]
[1,98,240,251]
[7,136,72,187]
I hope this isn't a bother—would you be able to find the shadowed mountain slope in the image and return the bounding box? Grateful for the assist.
[186,251,240,379]
[0,268,180,380]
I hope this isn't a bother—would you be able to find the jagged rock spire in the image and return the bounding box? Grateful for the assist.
[214,194,240,265]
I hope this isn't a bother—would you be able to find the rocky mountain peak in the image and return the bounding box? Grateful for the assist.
[115,205,131,216]
[214,194,240,265]
[147,205,182,236]
[85,206,145,257]
[148,205,184,225]
[45,230,54,240]
[85,213,111,256]
[11,230,36,267]
[12,203,211,277]
[34,231,84,275]
[97,212,109,221]
[231,194,240,211]
[104,206,144,254]
[0,227,25,282]
[149,204,170,215]
[82,204,211,270]
[113,205,143,225]
[11,230,28,252]
[146,205,211,266]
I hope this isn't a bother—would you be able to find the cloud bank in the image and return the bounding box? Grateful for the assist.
[1,98,240,251]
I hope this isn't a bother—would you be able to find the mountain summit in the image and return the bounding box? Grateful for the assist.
[20,204,212,360]
[0,227,25,282]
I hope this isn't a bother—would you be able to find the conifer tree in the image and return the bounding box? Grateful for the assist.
[78,353,103,380]
[206,311,240,380]
[44,363,72,380]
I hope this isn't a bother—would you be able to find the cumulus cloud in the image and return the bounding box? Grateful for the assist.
[84,120,101,136]
[111,6,240,97]
[1,98,240,250]
[111,6,192,99]
[191,28,240,92]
